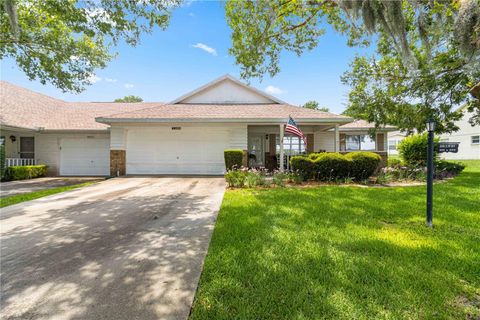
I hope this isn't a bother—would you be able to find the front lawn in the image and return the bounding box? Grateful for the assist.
[191,161,480,319]
[0,182,97,208]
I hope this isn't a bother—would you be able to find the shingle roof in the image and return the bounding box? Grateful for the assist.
[0,81,161,130]
[98,103,352,122]
[1,80,353,130]
[340,119,396,130]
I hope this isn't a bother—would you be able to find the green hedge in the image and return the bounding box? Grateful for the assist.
[4,165,48,181]
[398,133,439,166]
[345,151,382,180]
[315,153,351,180]
[291,152,381,181]
[224,149,243,171]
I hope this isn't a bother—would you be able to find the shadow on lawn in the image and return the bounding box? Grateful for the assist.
[191,172,480,319]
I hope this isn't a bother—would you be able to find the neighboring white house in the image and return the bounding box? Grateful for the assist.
[387,131,407,156]
[388,109,480,160]
[439,110,480,160]
[1,75,392,176]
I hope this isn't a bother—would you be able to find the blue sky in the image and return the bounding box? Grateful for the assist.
[1,1,371,114]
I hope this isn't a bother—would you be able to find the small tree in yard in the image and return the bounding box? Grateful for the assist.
[397,134,439,167]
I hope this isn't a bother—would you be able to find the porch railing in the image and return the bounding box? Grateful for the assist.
[5,158,36,167]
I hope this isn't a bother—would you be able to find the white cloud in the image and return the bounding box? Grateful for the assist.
[265,85,286,95]
[188,12,195,17]
[124,83,134,89]
[105,78,117,83]
[191,43,217,56]
[87,74,102,84]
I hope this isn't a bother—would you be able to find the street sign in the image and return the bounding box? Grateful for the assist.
[438,142,459,153]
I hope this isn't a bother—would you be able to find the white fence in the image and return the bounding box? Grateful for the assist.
[5,158,36,167]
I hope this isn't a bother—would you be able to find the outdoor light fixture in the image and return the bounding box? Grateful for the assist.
[9,135,16,142]
[426,118,436,227]
[426,118,436,132]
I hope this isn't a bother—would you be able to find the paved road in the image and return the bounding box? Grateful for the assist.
[0,177,103,198]
[0,177,225,320]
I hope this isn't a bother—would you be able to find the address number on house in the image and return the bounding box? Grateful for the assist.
[438,142,459,153]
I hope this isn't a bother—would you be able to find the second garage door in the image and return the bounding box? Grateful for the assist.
[126,127,231,175]
[60,137,110,176]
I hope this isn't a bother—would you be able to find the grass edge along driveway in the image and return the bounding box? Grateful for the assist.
[190,161,480,319]
[0,181,98,208]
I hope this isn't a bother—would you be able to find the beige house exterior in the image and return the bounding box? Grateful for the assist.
[1,75,393,176]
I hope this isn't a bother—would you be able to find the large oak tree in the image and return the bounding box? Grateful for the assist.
[225,0,480,132]
[1,0,180,93]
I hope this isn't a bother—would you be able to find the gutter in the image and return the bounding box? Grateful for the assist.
[95,117,354,124]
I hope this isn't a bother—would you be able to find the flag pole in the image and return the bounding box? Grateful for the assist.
[279,121,285,171]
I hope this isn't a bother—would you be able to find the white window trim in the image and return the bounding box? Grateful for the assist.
[472,135,480,145]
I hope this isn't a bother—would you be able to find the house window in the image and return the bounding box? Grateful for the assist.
[388,139,397,151]
[0,136,5,146]
[345,135,376,151]
[276,135,306,156]
[472,135,480,145]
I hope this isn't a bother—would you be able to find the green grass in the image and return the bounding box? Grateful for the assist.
[191,160,480,319]
[0,182,97,208]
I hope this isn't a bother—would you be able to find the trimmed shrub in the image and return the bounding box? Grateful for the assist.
[290,156,316,180]
[224,149,243,171]
[398,133,439,166]
[345,151,382,180]
[4,165,48,181]
[0,145,5,179]
[314,153,351,181]
[307,153,324,161]
[291,152,381,181]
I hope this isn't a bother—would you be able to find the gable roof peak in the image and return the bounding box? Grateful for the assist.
[170,74,286,105]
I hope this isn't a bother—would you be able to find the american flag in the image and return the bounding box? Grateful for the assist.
[285,116,307,146]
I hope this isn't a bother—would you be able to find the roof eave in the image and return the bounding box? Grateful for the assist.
[96,117,354,124]
[339,127,398,132]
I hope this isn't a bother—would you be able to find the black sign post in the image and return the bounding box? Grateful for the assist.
[426,120,435,228]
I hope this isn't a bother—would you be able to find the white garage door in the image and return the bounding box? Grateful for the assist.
[126,127,230,175]
[60,138,110,176]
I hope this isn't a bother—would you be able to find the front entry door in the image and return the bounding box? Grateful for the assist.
[248,134,265,167]
[20,137,34,159]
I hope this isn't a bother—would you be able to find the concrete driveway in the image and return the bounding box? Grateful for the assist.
[0,177,225,320]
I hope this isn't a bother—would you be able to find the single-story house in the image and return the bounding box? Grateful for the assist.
[1,75,394,176]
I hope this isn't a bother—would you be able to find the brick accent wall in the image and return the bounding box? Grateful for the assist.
[110,150,126,176]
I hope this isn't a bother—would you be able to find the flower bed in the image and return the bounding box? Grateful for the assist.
[374,160,465,184]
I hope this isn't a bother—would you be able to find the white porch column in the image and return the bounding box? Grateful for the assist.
[279,123,285,171]
[334,124,340,152]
